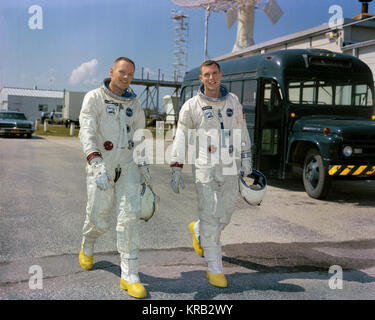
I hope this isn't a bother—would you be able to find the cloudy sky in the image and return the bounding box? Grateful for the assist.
[0,0,372,98]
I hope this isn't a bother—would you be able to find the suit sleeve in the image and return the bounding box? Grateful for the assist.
[170,100,195,164]
[78,91,99,158]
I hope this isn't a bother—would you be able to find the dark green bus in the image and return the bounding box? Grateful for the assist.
[180,49,375,199]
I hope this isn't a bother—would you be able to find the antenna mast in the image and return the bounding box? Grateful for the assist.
[171,9,189,82]
[172,0,283,56]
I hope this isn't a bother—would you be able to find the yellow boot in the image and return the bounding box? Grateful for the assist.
[189,221,204,257]
[79,247,93,270]
[120,278,147,299]
[206,270,227,288]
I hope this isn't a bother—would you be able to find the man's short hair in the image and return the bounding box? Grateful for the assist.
[200,60,221,74]
[114,57,136,70]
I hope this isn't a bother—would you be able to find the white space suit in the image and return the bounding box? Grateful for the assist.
[170,85,251,283]
[79,78,147,289]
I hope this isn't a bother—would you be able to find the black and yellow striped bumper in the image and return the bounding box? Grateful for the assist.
[328,165,375,176]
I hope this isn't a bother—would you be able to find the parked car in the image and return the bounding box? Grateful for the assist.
[0,111,34,139]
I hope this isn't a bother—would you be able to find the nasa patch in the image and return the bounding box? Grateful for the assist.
[226,108,234,117]
[106,105,116,115]
[204,109,214,120]
[126,107,133,117]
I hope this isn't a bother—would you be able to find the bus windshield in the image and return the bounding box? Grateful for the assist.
[288,81,373,107]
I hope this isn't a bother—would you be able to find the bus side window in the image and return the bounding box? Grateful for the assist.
[243,80,257,106]
[242,79,257,149]
[367,87,374,106]
[192,85,199,97]
[230,81,243,102]
[354,84,373,106]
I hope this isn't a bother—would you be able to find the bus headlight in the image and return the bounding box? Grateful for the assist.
[343,146,353,157]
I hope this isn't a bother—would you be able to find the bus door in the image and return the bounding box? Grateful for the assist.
[255,78,284,178]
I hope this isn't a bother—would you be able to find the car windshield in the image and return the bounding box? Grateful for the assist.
[288,81,373,107]
[0,112,27,120]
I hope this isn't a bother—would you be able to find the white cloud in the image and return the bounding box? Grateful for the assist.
[143,67,156,78]
[69,59,98,85]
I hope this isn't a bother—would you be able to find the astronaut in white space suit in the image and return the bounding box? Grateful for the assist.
[170,60,252,288]
[78,57,151,299]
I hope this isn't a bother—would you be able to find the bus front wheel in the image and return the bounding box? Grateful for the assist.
[302,148,331,199]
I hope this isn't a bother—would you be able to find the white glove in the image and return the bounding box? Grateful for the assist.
[139,166,152,187]
[91,157,110,190]
[241,158,253,176]
[170,167,185,194]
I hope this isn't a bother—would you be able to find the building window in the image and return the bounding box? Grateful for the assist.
[38,104,48,112]
[56,105,63,112]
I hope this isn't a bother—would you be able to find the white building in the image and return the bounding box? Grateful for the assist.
[163,95,179,127]
[0,87,64,122]
[215,16,375,83]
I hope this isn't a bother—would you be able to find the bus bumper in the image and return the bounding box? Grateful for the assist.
[328,165,375,177]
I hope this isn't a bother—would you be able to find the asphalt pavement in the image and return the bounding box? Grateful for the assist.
[1,135,375,304]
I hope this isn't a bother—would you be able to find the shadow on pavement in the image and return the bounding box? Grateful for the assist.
[0,135,45,140]
[267,177,375,207]
[91,238,375,299]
